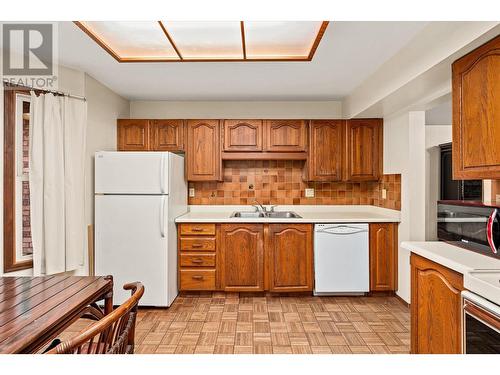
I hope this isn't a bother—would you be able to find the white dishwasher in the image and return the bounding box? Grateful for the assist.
[314,223,369,295]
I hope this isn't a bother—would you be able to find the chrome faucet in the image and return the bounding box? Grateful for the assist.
[252,200,266,213]
[252,200,277,214]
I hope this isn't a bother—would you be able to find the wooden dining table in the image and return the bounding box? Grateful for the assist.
[0,275,113,354]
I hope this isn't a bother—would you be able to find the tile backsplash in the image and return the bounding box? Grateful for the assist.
[188,160,401,210]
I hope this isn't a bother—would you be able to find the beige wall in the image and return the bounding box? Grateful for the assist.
[130,100,342,119]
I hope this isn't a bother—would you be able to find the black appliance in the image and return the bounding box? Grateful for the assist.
[439,143,482,200]
[437,201,500,259]
[463,294,500,354]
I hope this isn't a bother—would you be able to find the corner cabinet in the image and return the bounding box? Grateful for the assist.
[305,120,345,181]
[345,119,383,181]
[220,224,264,291]
[267,224,313,292]
[186,120,221,181]
[452,35,500,180]
[369,223,397,292]
[410,253,464,354]
[117,119,184,152]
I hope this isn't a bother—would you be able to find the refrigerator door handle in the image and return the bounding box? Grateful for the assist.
[160,196,166,238]
[160,154,166,194]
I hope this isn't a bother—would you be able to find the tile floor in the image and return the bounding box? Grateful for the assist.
[63,292,410,354]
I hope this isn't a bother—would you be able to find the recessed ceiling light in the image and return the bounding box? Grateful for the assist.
[75,21,329,62]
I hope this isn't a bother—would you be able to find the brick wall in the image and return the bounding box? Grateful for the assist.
[22,104,33,256]
[188,160,401,210]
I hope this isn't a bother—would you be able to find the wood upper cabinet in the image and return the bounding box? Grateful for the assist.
[220,224,264,291]
[186,120,221,181]
[117,119,149,151]
[410,253,464,354]
[267,224,313,292]
[264,120,307,152]
[369,223,397,292]
[452,35,500,180]
[223,120,263,151]
[151,120,184,151]
[345,119,383,181]
[305,120,345,181]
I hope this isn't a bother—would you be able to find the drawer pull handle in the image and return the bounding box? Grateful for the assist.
[191,259,204,264]
[192,276,204,280]
[191,243,203,248]
[192,227,204,232]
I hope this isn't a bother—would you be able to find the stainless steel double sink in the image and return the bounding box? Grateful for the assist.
[230,211,301,219]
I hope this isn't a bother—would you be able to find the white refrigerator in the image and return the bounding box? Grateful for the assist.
[94,151,187,307]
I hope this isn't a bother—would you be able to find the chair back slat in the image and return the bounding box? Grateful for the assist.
[47,282,144,354]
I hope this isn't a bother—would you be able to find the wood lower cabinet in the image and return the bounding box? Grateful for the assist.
[178,223,313,293]
[452,35,500,180]
[264,120,307,152]
[117,119,150,151]
[410,253,464,354]
[223,120,263,152]
[178,224,218,291]
[345,119,383,181]
[267,224,313,292]
[369,223,397,292]
[186,120,221,181]
[220,224,264,291]
[151,120,184,151]
[305,120,345,181]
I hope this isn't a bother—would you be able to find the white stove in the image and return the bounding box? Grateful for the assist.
[464,270,500,306]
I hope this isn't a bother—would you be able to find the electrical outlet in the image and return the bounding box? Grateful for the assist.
[305,188,315,198]
[381,188,387,199]
[189,188,195,197]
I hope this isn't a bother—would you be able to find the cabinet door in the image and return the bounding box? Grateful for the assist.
[306,120,345,181]
[410,254,464,354]
[452,35,500,179]
[345,119,383,181]
[117,119,150,151]
[369,223,397,291]
[264,120,307,152]
[223,120,263,151]
[220,224,264,291]
[267,224,313,292]
[186,120,221,181]
[151,120,184,151]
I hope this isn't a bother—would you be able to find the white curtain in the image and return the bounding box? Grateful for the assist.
[29,92,87,276]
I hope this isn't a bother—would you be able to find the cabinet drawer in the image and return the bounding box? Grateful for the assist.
[180,224,216,236]
[180,253,216,267]
[180,238,216,251]
[180,269,216,290]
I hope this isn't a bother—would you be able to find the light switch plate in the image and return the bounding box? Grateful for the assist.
[189,188,195,197]
[496,194,500,202]
[381,188,387,199]
[305,188,315,198]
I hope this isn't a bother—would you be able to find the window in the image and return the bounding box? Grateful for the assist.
[4,85,33,272]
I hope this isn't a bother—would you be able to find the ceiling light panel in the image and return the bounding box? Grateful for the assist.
[244,21,323,59]
[80,21,179,60]
[161,21,243,59]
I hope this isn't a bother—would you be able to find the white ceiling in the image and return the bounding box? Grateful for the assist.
[58,21,428,101]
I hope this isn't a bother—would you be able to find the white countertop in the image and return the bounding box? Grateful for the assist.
[401,241,500,305]
[175,205,401,223]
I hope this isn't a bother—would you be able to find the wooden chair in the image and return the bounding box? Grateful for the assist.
[46,282,144,354]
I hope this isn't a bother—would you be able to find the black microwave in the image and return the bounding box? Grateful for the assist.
[438,201,500,259]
